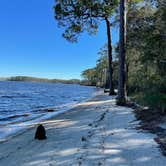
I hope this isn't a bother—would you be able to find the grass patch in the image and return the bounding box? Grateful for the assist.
[132,91,166,113]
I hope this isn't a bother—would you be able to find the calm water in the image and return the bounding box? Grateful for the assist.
[0,81,96,140]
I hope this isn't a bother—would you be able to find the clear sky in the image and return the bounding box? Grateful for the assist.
[0,0,118,79]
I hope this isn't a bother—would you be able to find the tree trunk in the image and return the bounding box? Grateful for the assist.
[117,0,127,105]
[105,17,115,95]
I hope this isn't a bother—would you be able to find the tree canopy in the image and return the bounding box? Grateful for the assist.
[81,0,166,111]
[54,0,118,42]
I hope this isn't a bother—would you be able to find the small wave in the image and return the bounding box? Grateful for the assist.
[32,108,57,113]
[0,95,29,98]
[0,113,30,121]
[41,108,56,112]
[1,95,14,99]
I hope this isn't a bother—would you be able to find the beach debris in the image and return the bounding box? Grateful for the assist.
[34,124,47,140]
[81,136,87,142]
[88,131,93,138]
[98,161,103,166]
[43,108,55,112]
[88,123,92,127]
[99,112,106,121]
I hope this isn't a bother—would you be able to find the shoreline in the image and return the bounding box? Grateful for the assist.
[0,92,166,165]
[0,89,102,143]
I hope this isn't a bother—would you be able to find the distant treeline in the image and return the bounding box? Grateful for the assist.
[4,76,81,84]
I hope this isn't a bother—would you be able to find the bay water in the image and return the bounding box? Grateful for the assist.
[0,81,96,141]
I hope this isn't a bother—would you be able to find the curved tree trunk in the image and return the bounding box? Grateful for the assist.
[117,0,127,105]
[105,17,115,95]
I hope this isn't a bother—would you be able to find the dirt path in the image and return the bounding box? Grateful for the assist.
[0,93,166,166]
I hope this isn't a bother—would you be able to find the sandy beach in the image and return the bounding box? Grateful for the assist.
[0,92,166,166]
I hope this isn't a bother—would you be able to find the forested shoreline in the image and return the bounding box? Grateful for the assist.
[77,0,166,112]
[0,76,81,84]
[54,0,165,110]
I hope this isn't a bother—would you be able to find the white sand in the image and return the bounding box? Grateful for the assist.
[0,93,166,166]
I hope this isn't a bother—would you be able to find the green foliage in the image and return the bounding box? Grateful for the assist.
[55,0,165,112]
[54,0,118,42]
[126,0,166,112]
[134,91,166,113]
[81,44,118,87]
[81,68,97,86]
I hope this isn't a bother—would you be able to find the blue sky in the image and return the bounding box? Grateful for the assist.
[0,0,118,79]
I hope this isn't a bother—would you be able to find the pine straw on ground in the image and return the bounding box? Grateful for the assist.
[132,105,166,156]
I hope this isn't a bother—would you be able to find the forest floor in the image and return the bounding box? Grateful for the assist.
[0,92,166,166]
[133,105,166,156]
